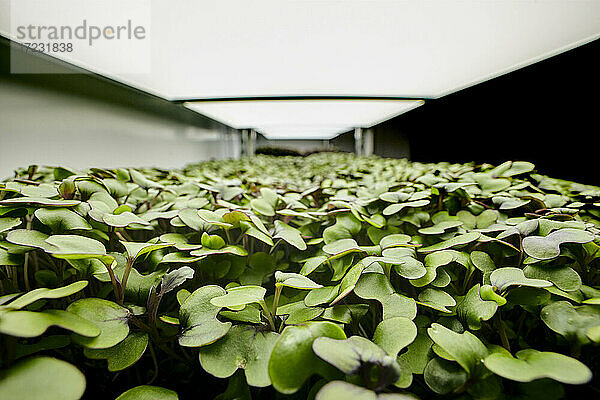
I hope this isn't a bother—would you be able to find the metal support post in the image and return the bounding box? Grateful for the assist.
[354,127,363,156]
[231,128,242,159]
[363,128,374,156]
[240,129,256,156]
[248,129,256,156]
[241,129,249,156]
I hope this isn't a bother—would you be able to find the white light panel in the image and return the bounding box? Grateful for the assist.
[1,1,599,100]
[184,100,424,139]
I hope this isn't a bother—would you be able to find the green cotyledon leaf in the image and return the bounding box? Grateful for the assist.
[523,264,582,292]
[3,281,88,310]
[424,357,468,395]
[276,301,324,325]
[372,317,417,357]
[454,284,497,330]
[6,229,54,252]
[0,356,86,400]
[354,272,417,320]
[484,348,592,384]
[419,232,481,253]
[115,385,178,400]
[0,217,22,233]
[268,321,346,394]
[411,250,455,287]
[273,220,307,250]
[66,298,130,349]
[34,208,91,232]
[489,267,552,294]
[322,212,362,244]
[179,285,232,347]
[316,380,419,400]
[275,271,322,290]
[522,228,595,260]
[84,332,148,372]
[313,336,402,388]
[44,235,107,257]
[0,197,80,207]
[120,241,173,262]
[322,238,363,259]
[210,285,266,309]
[427,323,488,376]
[540,301,600,345]
[417,288,456,313]
[199,324,279,387]
[102,212,150,228]
[0,309,100,338]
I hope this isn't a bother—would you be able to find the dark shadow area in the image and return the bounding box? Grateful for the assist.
[388,38,600,185]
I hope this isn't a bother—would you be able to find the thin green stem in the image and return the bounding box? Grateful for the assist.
[259,300,277,331]
[148,189,164,209]
[269,239,282,255]
[234,230,244,245]
[23,252,30,291]
[383,263,391,281]
[108,226,115,252]
[129,315,153,333]
[495,313,511,352]
[118,258,135,305]
[571,341,582,358]
[462,269,475,294]
[517,236,524,267]
[23,216,33,291]
[448,280,461,295]
[157,342,190,365]
[10,266,18,291]
[31,252,39,281]
[148,343,159,384]
[271,284,283,318]
[3,267,11,289]
[102,258,121,302]
[358,322,369,338]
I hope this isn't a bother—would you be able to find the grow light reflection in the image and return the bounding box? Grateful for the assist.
[254,126,352,140]
[183,100,424,139]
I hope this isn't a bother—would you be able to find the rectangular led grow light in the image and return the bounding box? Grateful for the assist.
[183,100,424,139]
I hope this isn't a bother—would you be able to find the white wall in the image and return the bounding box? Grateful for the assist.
[0,78,239,178]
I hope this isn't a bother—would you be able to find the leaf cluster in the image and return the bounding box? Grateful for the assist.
[1,155,599,399]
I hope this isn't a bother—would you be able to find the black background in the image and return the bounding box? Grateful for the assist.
[394,38,599,185]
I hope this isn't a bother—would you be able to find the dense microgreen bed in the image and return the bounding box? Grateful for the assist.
[1,154,599,399]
